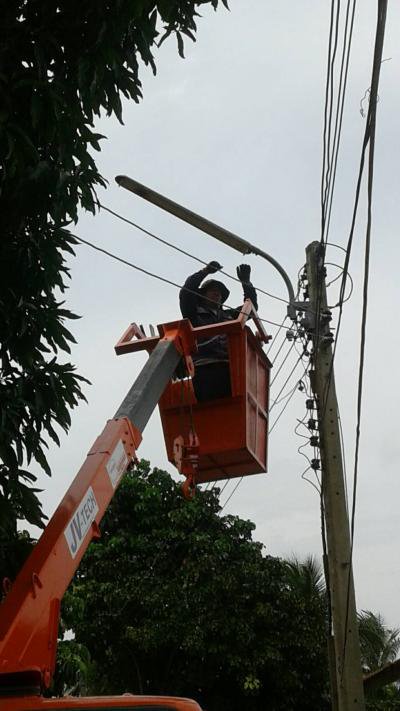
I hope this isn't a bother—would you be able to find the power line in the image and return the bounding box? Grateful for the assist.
[98,201,289,306]
[269,360,311,433]
[219,337,310,510]
[269,352,306,412]
[323,0,357,246]
[342,0,388,669]
[267,269,304,361]
[301,465,321,497]
[266,314,289,357]
[73,234,289,331]
[318,0,356,376]
[314,5,358,654]
[325,241,348,254]
[321,0,341,238]
[270,340,297,386]
[272,378,303,408]
[219,477,243,513]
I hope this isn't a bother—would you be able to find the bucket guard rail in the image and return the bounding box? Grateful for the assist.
[115,299,271,357]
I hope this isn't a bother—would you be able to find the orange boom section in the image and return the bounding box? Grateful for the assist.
[5,692,202,710]
[0,321,203,710]
[0,418,142,692]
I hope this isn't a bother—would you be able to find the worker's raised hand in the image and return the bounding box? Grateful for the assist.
[236,264,251,283]
[205,260,223,274]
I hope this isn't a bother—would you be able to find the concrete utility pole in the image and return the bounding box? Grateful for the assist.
[305,241,365,711]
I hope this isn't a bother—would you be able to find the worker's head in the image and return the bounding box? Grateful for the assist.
[199,279,230,307]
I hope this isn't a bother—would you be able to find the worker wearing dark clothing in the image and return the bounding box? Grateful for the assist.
[179,261,258,402]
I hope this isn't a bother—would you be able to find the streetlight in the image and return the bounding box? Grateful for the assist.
[115,175,297,320]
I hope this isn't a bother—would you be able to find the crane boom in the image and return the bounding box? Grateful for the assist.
[0,321,195,696]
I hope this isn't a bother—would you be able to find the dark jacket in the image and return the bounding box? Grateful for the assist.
[179,269,258,364]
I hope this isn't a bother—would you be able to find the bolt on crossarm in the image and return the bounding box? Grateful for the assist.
[115,175,297,320]
[305,241,365,711]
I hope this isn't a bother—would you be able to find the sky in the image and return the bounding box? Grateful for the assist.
[31,2,400,628]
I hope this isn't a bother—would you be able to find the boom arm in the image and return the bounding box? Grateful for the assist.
[0,321,194,694]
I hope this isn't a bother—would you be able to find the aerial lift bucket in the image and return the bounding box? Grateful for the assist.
[115,300,272,490]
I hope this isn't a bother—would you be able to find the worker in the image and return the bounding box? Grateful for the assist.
[179,261,258,401]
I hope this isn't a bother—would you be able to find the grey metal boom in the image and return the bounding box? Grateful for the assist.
[115,338,181,432]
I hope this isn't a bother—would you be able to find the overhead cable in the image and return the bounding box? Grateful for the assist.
[269,352,306,412]
[98,202,289,306]
[73,234,288,331]
[269,361,311,434]
[266,315,289,357]
[220,337,310,510]
[270,340,297,386]
[322,0,357,246]
[321,0,341,237]
[337,0,388,670]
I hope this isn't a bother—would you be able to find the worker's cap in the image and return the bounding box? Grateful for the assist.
[199,279,230,304]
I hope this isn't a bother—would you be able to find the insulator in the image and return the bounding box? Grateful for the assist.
[321,309,332,323]
[322,332,334,345]
[306,398,315,410]
[286,329,295,341]
[307,418,318,431]
[310,436,319,447]
[311,458,320,471]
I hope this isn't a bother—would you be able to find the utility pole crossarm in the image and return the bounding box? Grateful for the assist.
[115,175,297,318]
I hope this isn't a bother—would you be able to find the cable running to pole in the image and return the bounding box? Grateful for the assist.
[73,234,288,331]
[322,0,357,246]
[342,0,388,670]
[98,201,289,306]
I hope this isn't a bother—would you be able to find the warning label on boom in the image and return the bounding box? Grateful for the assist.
[64,487,99,559]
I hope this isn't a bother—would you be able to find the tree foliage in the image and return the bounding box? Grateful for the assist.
[359,611,400,711]
[359,611,400,673]
[0,0,227,545]
[62,462,330,710]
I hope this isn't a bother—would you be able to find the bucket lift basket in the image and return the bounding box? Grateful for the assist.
[115,300,272,485]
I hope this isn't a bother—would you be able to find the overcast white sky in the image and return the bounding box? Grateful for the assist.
[32,2,400,628]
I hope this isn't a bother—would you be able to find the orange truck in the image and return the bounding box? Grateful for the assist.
[0,312,270,710]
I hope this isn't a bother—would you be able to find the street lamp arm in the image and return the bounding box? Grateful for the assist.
[249,244,296,317]
[115,175,296,318]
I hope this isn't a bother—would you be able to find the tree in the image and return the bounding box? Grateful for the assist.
[0,0,228,552]
[359,611,400,673]
[358,611,400,711]
[286,555,326,601]
[51,640,97,698]
[62,461,330,710]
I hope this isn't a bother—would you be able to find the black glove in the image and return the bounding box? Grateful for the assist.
[236,264,251,283]
[204,260,223,274]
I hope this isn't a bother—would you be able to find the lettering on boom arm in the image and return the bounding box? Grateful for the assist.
[64,487,99,559]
